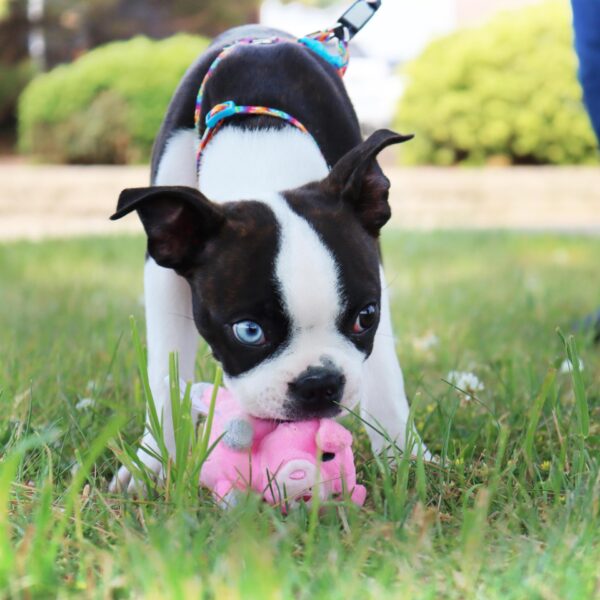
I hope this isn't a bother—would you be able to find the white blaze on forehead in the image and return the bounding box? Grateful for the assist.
[266,194,343,332]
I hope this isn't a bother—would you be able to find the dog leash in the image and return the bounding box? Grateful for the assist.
[194,0,382,175]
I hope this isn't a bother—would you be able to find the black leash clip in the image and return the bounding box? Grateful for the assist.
[334,0,382,41]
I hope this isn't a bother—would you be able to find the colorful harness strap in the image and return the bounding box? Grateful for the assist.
[194,29,349,175]
[298,28,350,77]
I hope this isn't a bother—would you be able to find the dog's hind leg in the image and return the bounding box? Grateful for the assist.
[360,267,429,460]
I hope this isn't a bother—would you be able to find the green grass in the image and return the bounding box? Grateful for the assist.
[1,231,599,598]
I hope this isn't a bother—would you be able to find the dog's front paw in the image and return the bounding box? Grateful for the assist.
[108,446,164,495]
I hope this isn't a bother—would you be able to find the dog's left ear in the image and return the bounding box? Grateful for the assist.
[324,129,413,236]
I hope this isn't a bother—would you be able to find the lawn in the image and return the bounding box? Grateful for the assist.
[0,230,599,598]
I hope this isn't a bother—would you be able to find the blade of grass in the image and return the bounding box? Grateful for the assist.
[0,434,54,589]
[557,331,589,438]
[130,316,169,466]
[198,367,222,460]
[524,370,555,469]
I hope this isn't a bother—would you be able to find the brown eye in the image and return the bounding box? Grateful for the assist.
[352,303,378,334]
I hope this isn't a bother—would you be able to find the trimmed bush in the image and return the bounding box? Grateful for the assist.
[18,34,209,164]
[395,1,598,166]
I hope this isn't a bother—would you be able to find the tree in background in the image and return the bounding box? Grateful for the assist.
[18,0,261,68]
[40,0,261,66]
[0,0,261,148]
[0,1,30,144]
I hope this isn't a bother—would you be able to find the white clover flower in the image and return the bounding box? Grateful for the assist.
[412,332,439,352]
[559,358,584,374]
[75,397,96,410]
[446,370,484,398]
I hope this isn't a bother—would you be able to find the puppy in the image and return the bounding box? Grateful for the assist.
[110,25,424,492]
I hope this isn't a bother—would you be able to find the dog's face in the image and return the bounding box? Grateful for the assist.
[112,129,411,420]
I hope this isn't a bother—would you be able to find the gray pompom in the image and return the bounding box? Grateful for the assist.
[222,418,254,450]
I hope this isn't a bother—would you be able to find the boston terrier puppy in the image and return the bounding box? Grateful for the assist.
[110,25,425,492]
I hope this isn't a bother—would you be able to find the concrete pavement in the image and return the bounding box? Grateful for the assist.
[1,164,600,240]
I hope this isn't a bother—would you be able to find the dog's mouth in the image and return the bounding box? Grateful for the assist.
[281,403,343,422]
[224,364,358,421]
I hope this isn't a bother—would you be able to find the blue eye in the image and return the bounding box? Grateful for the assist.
[232,320,266,346]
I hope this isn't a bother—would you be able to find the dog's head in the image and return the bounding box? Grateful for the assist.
[112,129,412,420]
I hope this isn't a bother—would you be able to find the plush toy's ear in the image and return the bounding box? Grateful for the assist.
[316,420,353,453]
[322,129,413,236]
[111,186,225,273]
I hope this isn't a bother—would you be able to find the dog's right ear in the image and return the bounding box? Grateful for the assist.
[111,186,225,271]
[323,129,413,236]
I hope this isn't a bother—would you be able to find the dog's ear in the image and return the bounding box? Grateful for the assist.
[323,129,413,236]
[111,186,225,271]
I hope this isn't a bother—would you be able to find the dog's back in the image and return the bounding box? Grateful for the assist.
[151,24,362,182]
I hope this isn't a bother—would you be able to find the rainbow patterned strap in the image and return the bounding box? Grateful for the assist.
[298,28,349,76]
[197,100,309,164]
[194,30,349,175]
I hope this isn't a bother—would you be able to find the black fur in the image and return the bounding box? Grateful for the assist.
[186,200,291,376]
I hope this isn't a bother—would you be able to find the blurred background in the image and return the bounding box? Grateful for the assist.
[0,0,599,237]
[2,0,597,165]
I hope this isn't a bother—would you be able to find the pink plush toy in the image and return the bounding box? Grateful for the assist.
[188,383,366,510]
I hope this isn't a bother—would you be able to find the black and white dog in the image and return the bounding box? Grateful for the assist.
[110,25,423,492]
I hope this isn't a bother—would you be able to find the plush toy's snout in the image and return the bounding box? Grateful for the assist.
[264,459,319,507]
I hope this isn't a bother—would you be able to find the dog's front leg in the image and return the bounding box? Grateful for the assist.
[360,268,429,459]
[110,258,198,493]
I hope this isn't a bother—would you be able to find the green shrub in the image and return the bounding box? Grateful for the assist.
[395,1,598,166]
[18,34,209,164]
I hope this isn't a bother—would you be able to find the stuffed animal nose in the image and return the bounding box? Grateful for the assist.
[288,366,345,413]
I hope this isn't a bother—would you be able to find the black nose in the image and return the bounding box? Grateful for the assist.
[288,366,345,416]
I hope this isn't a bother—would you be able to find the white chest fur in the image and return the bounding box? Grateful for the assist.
[154,126,329,199]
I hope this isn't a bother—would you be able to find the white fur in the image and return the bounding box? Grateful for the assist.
[111,125,420,492]
[156,128,198,187]
[198,127,329,200]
